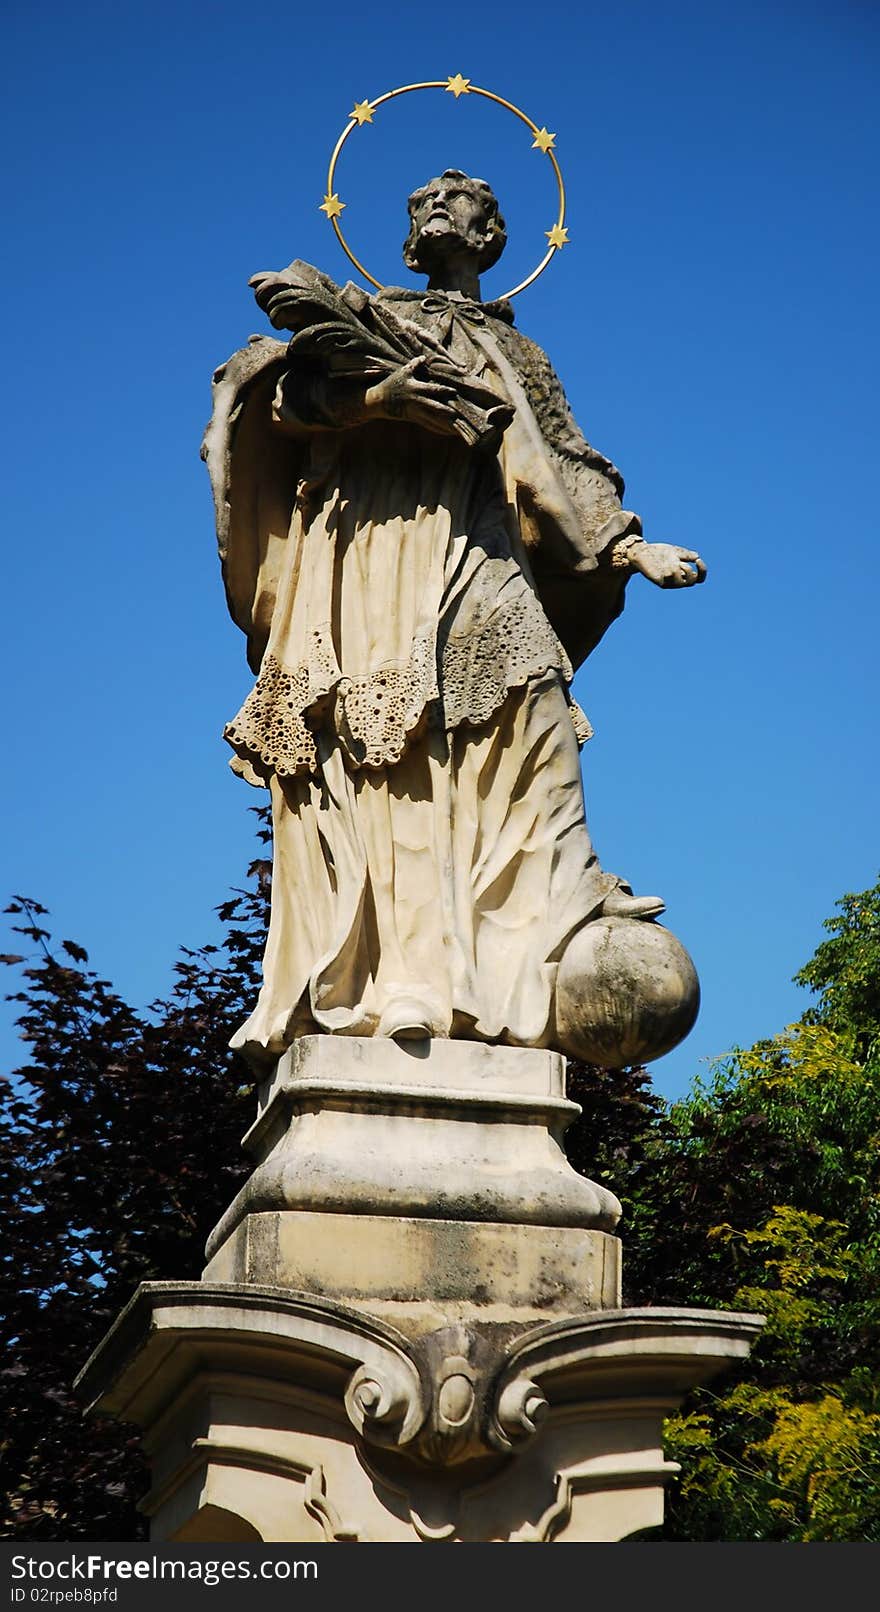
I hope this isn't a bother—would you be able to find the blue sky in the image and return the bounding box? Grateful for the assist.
[2,0,877,1101]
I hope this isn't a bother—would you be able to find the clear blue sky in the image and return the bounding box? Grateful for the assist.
[2,0,877,1101]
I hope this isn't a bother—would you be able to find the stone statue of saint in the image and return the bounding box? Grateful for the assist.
[203,171,704,1069]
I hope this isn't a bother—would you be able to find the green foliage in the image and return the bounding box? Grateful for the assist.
[516,879,880,1538]
[795,878,880,1061]
[620,1018,880,1311]
[714,1206,856,1359]
[665,1385,880,1541]
[0,819,270,1539]
[757,1391,880,1540]
[648,874,880,1540]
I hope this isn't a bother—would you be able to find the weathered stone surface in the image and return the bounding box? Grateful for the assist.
[75,1283,762,1543]
[203,1038,623,1265]
[556,918,700,1067]
[205,172,707,1067]
[203,1211,621,1326]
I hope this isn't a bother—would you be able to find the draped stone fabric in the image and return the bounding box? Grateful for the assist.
[203,283,641,1061]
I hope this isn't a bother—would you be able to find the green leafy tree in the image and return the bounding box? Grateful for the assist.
[795,881,880,1062]
[652,875,880,1540]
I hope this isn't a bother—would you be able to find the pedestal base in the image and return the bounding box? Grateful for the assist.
[204,1038,622,1269]
[76,1037,763,1540]
[205,1210,621,1328]
[76,1282,762,1544]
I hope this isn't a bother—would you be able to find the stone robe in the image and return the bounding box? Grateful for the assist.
[203,280,642,1062]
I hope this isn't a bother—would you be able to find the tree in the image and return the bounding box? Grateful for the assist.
[0,817,270,1539]
[648,877,880,1540]
[795,881,880,1063]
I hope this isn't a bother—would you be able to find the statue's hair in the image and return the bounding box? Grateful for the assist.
[403,170,507,273]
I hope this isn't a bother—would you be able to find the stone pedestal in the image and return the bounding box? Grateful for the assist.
[206,1037,621,1248]
[202,1038,621,1328]
[76,1037,763,1541]
[76,1283,761,1543]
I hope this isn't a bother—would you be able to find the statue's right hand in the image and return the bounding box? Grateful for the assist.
[365,357,459,435]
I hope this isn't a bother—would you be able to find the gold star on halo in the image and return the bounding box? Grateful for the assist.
[532,127,556,152]
[445,73,471,97]
[350,100,374,125]
[320,192,346,220]
[546,223,569,249]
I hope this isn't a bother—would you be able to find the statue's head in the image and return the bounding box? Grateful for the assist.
[403,170,507,276]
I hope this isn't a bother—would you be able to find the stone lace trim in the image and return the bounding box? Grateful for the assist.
[225,632,439,779]
[440,593,572,731]
[335,631,438,769]
[568,698,593,746]
[226,597,575,779]
[224,627,338,777]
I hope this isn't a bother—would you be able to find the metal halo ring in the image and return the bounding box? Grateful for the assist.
[320,77,568,301]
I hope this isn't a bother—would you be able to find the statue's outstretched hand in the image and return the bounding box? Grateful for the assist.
[630,542,707,589]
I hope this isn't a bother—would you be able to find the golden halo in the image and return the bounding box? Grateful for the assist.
[320,76,568,301]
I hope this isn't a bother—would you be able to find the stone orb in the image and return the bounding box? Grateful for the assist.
[555,917,700,1068]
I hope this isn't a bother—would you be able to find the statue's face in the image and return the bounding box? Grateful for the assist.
[410,174,491,262]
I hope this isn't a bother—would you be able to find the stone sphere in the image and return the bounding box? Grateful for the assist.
[555,918,700,1067]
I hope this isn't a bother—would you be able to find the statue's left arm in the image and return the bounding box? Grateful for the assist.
[511,331,706,670]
